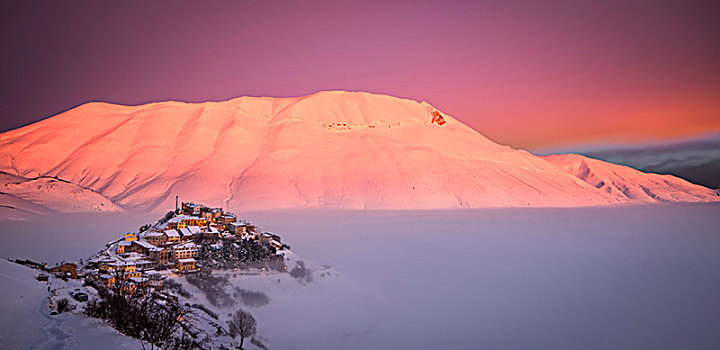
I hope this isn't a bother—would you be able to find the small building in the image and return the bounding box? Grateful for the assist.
[134,259,155,270]
[176,258,196,272]
[149,247,170,265]
[109,261,141,278]
[177,227,193,240]
[146,231,168,246]
[215,213,237,230]
[172,242,199,261]
[123,232,138,242]
[148,279,164,291]
[228,222,248,236]
[117,240,131,254]
[48,263,78,279]
[257,232,274,243]
[192,205,210,217]
[194,226,220,240]
[144,270,165,291]
[270,239,284,250]
[129,240,158,256]
[202,208,224,222]
[129,276,149,289]
[99,274,116,288]
[166,215,208,230]
[181,202,198,215]
[165,229,181,243]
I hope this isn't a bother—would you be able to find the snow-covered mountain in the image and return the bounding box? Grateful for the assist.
[550,133,720,190]
[0,91,717,213]
[542,154,718,202]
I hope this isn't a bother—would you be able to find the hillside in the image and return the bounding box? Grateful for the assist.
[543,154,719,202]
[0,91,717,213]
[0,172,121,216]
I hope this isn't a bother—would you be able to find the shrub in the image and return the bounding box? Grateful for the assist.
[164,278,191,298]
[234,288,270,307]
[186,272,234,307]
[56,298,75,314]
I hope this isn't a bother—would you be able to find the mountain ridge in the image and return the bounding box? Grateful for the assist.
[0,90,717,213]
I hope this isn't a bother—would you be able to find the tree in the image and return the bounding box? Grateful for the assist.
[139,296,183,349]
[228,309,257,349]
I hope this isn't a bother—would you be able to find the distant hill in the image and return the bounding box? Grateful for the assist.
[571,133,720,190]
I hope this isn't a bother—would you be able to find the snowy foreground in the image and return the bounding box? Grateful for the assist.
[2,203,720,349]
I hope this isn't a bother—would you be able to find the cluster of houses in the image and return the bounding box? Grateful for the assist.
[79,202,286,295]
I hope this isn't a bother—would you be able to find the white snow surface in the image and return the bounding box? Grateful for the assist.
[1,205,719,349]
[543,153,719,202]
[0,91,717,214]
[0,172,121,217]
[0,259,142,349]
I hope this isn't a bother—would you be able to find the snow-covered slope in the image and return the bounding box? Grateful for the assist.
[0,259,141,349]
[543,153,720,202]
[0,172,121,216]
[0,91,716,211]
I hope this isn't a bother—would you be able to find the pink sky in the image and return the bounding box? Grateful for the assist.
[1,0,719,150]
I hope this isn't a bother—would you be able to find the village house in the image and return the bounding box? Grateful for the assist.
[109,261,141,278]
[176,258,196,272]
[215,213,237,230]
[181,202,198,215]
[165,229,181,243]
[196,226,221,240]
[177,227,193,240]
[203,207,224,222]
[99,273,115,288]
[123,232,138,242]
[220,213,237,223]
[256,232,285,250]
[144,270,165,291]
[128,276,149,289]
[87,256,114,271]
[257,232,273,243]
[172,242,199,261]
[166,215,207,230]
[146,231,167,246]
[133,259,155,270]
[117,240,131,254]
[228,222,248,236]
[48,262,78,279]
[149,247,170,265]
[129,240,157,256]
[193,205,210,217]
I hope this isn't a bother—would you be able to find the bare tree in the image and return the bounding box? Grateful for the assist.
[228,309,257,349]
[140,296,183,349]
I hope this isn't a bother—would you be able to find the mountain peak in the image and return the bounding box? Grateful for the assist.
[0,91,717,213]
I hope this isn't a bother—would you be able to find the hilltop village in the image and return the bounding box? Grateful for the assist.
[76,201,289,294]
[13,201,310,349]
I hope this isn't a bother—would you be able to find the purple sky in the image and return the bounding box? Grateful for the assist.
[1,0,719,150]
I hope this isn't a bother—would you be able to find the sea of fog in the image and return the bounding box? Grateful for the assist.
[1,203,719,349]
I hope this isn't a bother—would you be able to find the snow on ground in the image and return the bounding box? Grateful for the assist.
[0,259,142,349]
[1,203,720,349]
